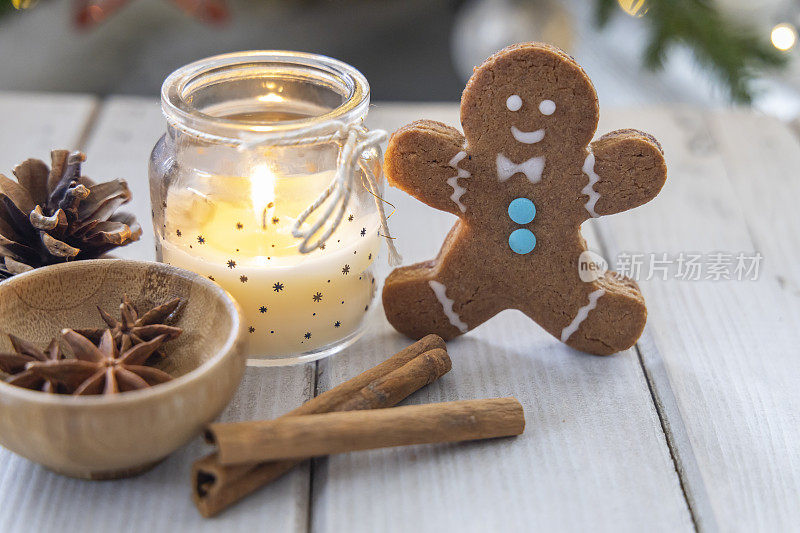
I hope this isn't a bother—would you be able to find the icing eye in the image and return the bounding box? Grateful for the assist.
[506,95,522,112]
[539,100,556,115]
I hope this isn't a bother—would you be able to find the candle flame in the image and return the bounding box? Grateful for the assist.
[250,164,276,229]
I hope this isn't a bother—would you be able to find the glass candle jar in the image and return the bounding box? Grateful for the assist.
[150,51,385,366]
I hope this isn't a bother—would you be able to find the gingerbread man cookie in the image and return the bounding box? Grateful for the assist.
[381,43,667,355]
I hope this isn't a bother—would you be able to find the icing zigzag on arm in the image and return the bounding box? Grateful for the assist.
[581,152,601,218]
[447,151,470,213]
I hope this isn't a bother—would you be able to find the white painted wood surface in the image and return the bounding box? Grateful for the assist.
[596,108,800,532]
[0,94,798,532]
[0,92,96,171]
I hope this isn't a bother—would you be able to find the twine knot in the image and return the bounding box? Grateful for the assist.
[239,121,401,266]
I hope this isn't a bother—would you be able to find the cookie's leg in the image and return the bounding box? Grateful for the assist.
[557,273,647,355]
[382,223,501,340]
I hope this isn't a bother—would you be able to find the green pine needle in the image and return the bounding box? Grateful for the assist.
[595,0,788,103]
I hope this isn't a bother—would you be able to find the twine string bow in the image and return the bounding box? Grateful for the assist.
[239,121,401,265]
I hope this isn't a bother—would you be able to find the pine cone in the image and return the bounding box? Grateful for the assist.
[0,150,141,275]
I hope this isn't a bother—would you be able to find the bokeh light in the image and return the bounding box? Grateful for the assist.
[11,0,38,9]
[771,23,797,51]
[617,0,648,17]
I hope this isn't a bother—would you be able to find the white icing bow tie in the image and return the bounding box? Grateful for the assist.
[496,153,545,184]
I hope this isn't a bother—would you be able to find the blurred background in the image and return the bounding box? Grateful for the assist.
[3,0,800,119]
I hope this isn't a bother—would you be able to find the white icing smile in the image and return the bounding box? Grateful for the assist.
[510,126,545,144]
[496,153,545,183]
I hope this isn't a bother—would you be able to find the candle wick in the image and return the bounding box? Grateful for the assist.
[261,207,267,230]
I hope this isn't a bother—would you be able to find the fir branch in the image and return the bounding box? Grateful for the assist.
[0,2,15,16]
[596,0,788,103]
[596,0,617,27]
[0,0,44,17]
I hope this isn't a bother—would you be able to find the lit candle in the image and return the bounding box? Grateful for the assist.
[160,165,380,363]
[151,50,390,365]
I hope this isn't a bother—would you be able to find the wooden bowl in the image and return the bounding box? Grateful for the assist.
[0,259,246,479]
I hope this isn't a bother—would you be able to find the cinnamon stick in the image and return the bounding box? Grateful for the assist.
[333,348,451,412]
[192,335,447,517]
[210,398,524,464]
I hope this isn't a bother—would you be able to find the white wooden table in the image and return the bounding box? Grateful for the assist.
[0,93,798,533]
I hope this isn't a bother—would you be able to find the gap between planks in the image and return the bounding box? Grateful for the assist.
[590,222,714,533]
[595,106,800,531]
[73,98,103,152]
[306,360,321,533]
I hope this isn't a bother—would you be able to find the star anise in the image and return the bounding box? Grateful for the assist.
[76,295,182,358]
[0,335,65,393]
[27,329,173,395]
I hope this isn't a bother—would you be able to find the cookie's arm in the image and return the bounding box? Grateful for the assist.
[583,129,667,218]
[384,120,469,217]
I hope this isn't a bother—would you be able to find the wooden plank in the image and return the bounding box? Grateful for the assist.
[81,96,161,262]
[0,96,314,532]
[595,107,800,532]
[307,104,693,532]
[707,111,800,290]
[0,91,97,171]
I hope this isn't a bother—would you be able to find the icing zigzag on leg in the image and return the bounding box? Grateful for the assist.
[428,280,468,333]
[561,289,605,342]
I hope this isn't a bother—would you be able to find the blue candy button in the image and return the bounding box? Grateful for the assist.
[509,228,536,254]
[508,197,536,224]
